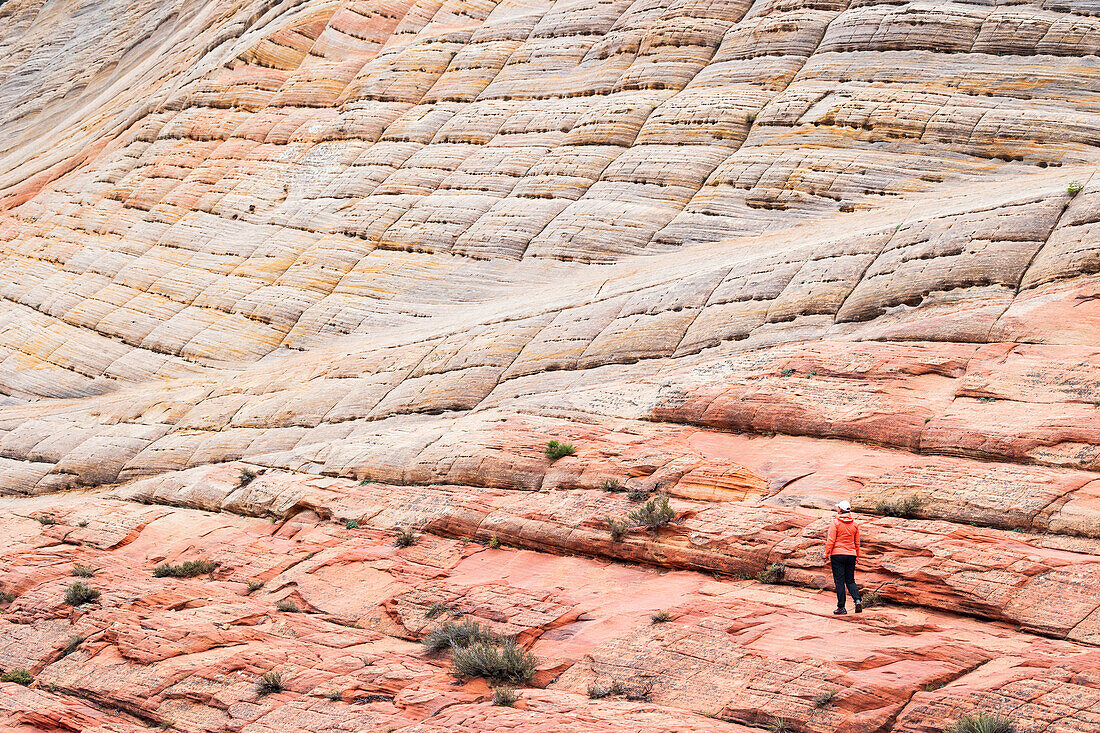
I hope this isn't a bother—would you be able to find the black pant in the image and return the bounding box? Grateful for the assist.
[830,555,860,609]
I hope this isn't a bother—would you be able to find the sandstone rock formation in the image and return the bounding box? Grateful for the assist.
[0,0,1098,731]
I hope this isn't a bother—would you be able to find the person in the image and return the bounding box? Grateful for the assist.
[824,500,862,615]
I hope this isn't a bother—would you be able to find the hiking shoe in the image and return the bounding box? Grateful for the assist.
[855,601,863,613]
[832,607,847,615]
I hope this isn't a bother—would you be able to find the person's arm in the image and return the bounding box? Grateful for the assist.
[824,521,836,563]
[854,523,861,561]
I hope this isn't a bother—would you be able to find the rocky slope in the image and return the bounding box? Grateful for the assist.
[0,0,1099,731]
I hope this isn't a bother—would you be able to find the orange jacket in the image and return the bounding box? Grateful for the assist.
[825,514,860,559]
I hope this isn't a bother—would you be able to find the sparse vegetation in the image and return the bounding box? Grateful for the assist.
[256,671,284,696]
[425,602,453,619]
[875,495,923,519]
[780,368,796,377]
[587,683,610,699]
[64,582,100,606]
[0,591,14,604]
[861,589,885,608]
[651,610,672,624]
[488,535,501,549]
[276,600,300,613]
[77,520,89,528]
[345,519,359,529]
[492,687,519,707]
[451,638,536,684]
[71,565,96,578]
[61,635,86,658]
[35,514,57,525]
[246,580,264,594]
[945,713,1017,733]
[814,689,838,708]
[545,440,576,461]
[238,468,258,487]
[627,494,675,529]
[757,562,786,585]
[0,669,33,686]
[394,528,417,548]
[153,560,217,578]
[599,478,623,492]
[1067,180,1083,197]
[326,691,342,701]
[626,487,650,502]
[606,517,629,542]
[768,718,792,733]
[422,620,499,653]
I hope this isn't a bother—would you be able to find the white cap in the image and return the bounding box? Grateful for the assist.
[836,500,852,512]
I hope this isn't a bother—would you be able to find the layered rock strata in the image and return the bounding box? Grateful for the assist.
[0,0,1099,731]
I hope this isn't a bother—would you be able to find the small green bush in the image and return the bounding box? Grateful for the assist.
[422,620,499,653]
[757,563,786,584]
[326,691,342,701]
[245,580,264,594]
[780,368,796,377]
[492,687,519,707]
[627,494,675,529]
[626,487,650,502]
[599,479,623,492]
[77,520,89,528]
[71,565,96,578]
[35,515,57,525]
[153,560,217,578]
[945,713,1017,733]
[238,468,258,487]
[61,635,85,658]
[875,495,923,518]
[861,590,885,608]
[1067,180,1083,197]
[276,600,300,613]
[768,718,791,733]
[545,440,576,461]
[651,610,672,624]
[487,535,501,549]
[606,517,628,542]
[0,669,33,686]
[345,519,359,529]
[65,582,100,606]
[814,689,838,708]
[256,671,284,696]
[394,528,417,548]
[0,591,15,603]
[451,638,536,684]
[425,602,453,619]
[587,683,610,699]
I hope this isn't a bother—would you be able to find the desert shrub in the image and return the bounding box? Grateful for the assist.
[422,620,498,653]
[492,687,519,707]
[425,602,453,619]
[65,582,100,606]
[1067,180,1083,196]
[626,487,650,502]
[945,713,1016,733]
[587,683,610,699]
[71,565,96,578]
[651,610,672,624]
[394,528,417,548]
[153,560,217,578]
[757,563,786,584]
[61,635,85,658]
[256,671,284,695]
[814,689,838,708]
[345,519,359,529]
[875,495,923,518]
[276,600,300,613]
[451,638,536,684]
[77,520,89,528]
[780,368,796,377]
[326,691,342,701]
[245,580,264,594]
[0,669,33,686]
[35,514,57,525]
[0,591,14,603]
[861,590,885,608]
[599,479,623,492]
[606,517,628,542]
[488,536,501,549]
[768,718,791,733]
[627,494,675,529]
[545,440,575,461]
[238,468,257,487]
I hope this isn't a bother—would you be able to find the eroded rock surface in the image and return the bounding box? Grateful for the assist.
[0,0,1098,731]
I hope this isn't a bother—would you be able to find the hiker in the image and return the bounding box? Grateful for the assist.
[824,500,862,615]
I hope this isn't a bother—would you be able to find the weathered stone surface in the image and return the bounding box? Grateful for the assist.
[1,0,1100,731]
